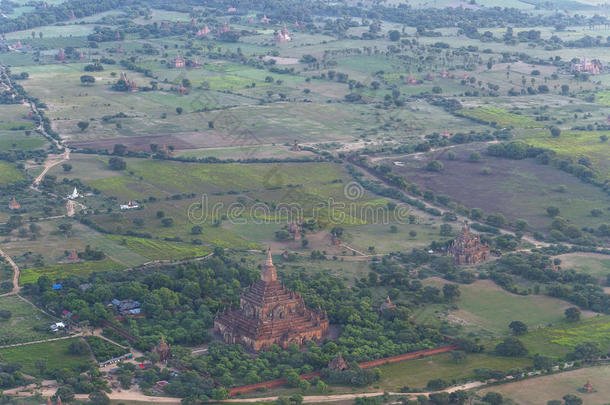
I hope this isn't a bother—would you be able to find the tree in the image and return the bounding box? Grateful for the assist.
[77,121,89,132]
[562,395,583,405]
[54,386,75,403]
[69,339,90,355]
[426,160,443,172]
[451,351,466,364]
[34,359,47,376]
[62,163,72,172]
[568,341,601,361]
[495,337,527,357]
[89,391,110,405]
[113,144,127,155]
[109,157,126,170]
[546,206,561,217]
[442,284,460,300]
[550,126,561,137]
[440,223,452,236]
[508,320,528,335]
[191,226,203,235]
[389,30,400,41]
[565,307,581,322]
[161,218,174,227]
[482,392,503,405]
[212,387,229,400]
[176,107,183,115]
[80,75,95,84]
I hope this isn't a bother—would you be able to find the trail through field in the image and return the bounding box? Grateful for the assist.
[0,246,20,296]
[32,148,70,187]
[0,332,82,350]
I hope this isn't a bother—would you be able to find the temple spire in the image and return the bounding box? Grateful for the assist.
[261,248,277,282]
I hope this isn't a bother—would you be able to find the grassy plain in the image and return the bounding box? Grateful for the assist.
[0,295,54,345]
[375,352,532,390]
[479,365,610,405]
[0,338,92,376]
[387,143,610,233]
[0,161,25,185]
[19,258,125,285]
[421,279,586,336]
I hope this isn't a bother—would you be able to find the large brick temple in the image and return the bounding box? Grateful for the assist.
[214,249,329,351]
[447,224,490,265]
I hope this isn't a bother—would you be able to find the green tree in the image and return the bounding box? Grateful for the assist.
[77,121,89,132]
[482,392,502,405]
[562,394,583,405]
[565,307,581,322]
[508,320,528,335]
[442,284,460,300]
[495,337,527,357]
[550,126,561,137]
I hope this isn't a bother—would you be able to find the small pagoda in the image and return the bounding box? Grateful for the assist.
[8,197,21,211]
[215,249,329,351]
[447,224,490,265]
[328,353,349,371]
[378,297,397,314]
[153,336,171,363]
[583,380,593,393]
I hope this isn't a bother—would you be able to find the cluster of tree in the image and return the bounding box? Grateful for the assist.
[78,245,106,261]
[488,253,610,313]
[85,336,129,363]
[0,363,27,389]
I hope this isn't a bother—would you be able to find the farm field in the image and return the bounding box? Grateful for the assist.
[520,315,610,358]
[558,253,610,284]
[0,295,54,345]
[0,338,92,377]
[385,143,610,233]
[19,258,125,285]
[479,365,610,405]
[0,161,25,185]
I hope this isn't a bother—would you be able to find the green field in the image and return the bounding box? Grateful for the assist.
[422,279,582,335]
[0,338,92,376]
[0,162,25,185]
[376,352,532,390]
[456,107,541,128]
[106,235,211,261]
[0,295,54,345]
[558,253,610,283]
[520,315,610,358]
[19,258,125,285]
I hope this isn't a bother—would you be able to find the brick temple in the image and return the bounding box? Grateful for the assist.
[447,224,490,265]
[214,249,329,351]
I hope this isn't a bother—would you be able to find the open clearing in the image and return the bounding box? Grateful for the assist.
[0,295,54,345]
[479,365,610,405]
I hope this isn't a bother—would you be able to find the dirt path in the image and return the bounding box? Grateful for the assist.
[224,382,485,403]
[0,245,20,296]
[32,149,70,187]
[0,332,82,350]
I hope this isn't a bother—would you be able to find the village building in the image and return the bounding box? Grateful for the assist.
[571,57,603,75]
[328,353,349,371]
[215,249,329,351]
[447,224,490,265]
[275,23,292,42]
[8,197,21,210]
[120,200,139,210]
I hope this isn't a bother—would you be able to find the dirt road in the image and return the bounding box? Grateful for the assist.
[0,246,20,296]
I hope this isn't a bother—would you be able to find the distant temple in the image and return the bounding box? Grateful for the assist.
[217,24,231,34]
[260,14,270,24]
[119,72,137,92]
[406,73,418,84]
[153,336,171,362]
[441,69,449,78]
[328,353,349,371]
[275,23,292,42]
[291,140,300,151]
[288,220,301,241]
[56,48,66,62]
[378,296,397,314]
[215,249,329,351]
[171,55,186,68]
[447,224,490,265]
[67,187,80,200]
[583,380,593,392]
[571,57,603,75]
[196,25,211,37]
[8,197,21,211]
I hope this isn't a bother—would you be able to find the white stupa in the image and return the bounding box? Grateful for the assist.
[67,187,80,199]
